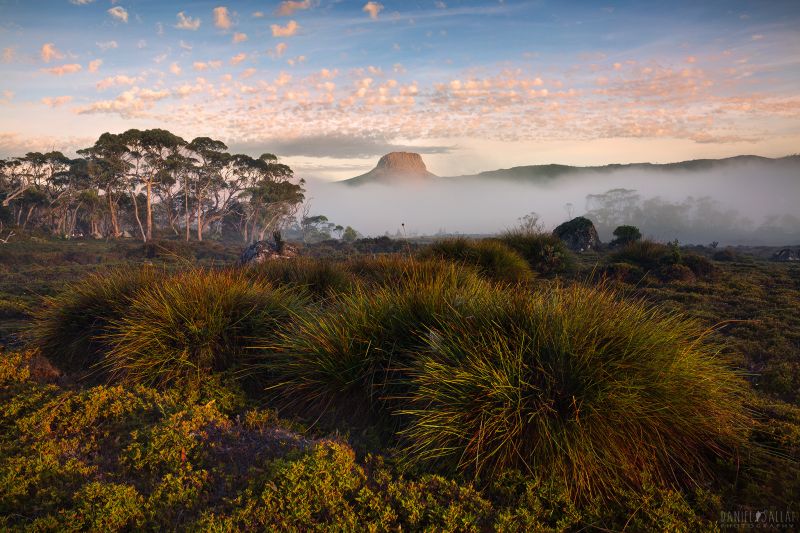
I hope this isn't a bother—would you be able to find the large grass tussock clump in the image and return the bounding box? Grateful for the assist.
[418,237,533,283]
[263,262,503,428]
[102,269,307,389]
[31,267,166,374]
[400,283,749,498]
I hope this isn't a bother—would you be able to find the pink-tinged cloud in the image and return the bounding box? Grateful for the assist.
[75,87,170,117]
[193,61,222,71]
[88,59,102,73]
[213,6,232,30]
[273,43,288,58]
[230,53,247,66]
[107,6,128,23]
[0,90,14,104]
[42,63,82,76]
[271,20,299,37]
[40,43,63,63]
[41,95,73,108]
[240,68,257,79]
[175,11,201,30]
[2,47,14,63]
[363,2,383,20]
[96,75,140,91]
[170,62,182,75]
[276,0,312,16]
[232,32,248,43]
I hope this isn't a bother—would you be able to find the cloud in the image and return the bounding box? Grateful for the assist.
[751,34,764,41]
[175,11,201,30]
[2,47,13,63]
[213,6,232,30]
[96,74,139,90]
[96,40,118,51]
[232,32,248,43]
[179,40,193,51]
[75,86,170,117]
[272,42,288,58]
[69,0,94,4]
[170,62,182,75]
[230,53,247,66]
[41,95,73,107]
[271,20,299,37]
[88,59,102,72]
[107,6,128,23]
[193,60,222,71]
[276,0,312,16]
[240,68,257,79]
[252,11,265,18]
[0,91,15,104]
[435,1,447,8]
[42,63,82,76]
[41,43,63,63]
[229,133,454,158]
[363,2,383,20]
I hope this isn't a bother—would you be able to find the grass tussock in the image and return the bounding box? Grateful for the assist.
[30,267,166,374]
[400,283,750,499]
[496,230,574,275]
[344,255,480,289]
[102,268,307,390]
[261,262,503,429]
[418,237,533,283]
[245,257,356,299]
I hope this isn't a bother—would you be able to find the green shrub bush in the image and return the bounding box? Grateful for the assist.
[30,267,166,374]
[418,237,533,283]
[400,283,750,500]
[102,269,308,390]
[611,225,642,246]
[497,230,574,275]
[610,239,670,269]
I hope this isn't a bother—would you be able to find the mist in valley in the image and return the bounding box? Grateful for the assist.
[306,158,800,245]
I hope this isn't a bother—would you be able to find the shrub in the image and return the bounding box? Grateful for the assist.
[610,239,670,269]
[245,258,356,299]
[611,225,642,246]
[682,253,717,279]
[399,283,750,500]
[418,238,533,283]
[30,267,166,375]
[497,230,574,275]
[712,248,742,262]
[102,269,308,390]
[262,264,502,430]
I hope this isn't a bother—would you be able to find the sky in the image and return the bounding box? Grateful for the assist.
[0,0,799,180]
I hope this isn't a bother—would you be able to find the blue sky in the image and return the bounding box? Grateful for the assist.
[1,0,799,178]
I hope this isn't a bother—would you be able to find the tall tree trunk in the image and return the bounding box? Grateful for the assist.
[196,186,202,242]
[131,191,146,242]
[184,177,190,241]
[108,193,120,237]
[146,180,152,241]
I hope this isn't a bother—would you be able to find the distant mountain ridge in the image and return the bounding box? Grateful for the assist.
[339,153,799,186]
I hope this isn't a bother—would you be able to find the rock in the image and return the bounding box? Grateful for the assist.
[240,232,298,265]
[343,152,437,185]
[772,248,800,262]
[552,216,601,252]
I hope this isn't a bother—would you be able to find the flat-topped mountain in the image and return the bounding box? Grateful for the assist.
[342,152,437,186]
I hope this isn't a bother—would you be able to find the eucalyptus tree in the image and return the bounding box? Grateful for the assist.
[239,154,305,242]
[120,129,186,241]
[78,133,131,237]
[187,137,228,241]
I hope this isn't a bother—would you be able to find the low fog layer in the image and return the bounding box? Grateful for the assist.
[305,158,800,245]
